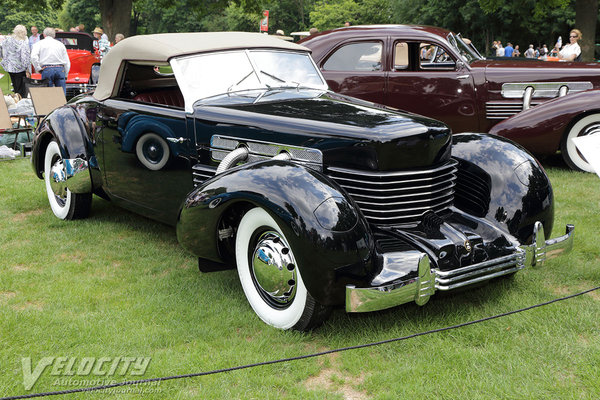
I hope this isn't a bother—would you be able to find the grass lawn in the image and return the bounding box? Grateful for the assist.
[1,156,599,399]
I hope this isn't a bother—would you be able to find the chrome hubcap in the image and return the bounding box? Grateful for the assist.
[251,231,297,307]
[143,140,163,164]
[50,157,68,203]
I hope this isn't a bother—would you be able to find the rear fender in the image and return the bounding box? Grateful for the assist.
[31,106,96,194]
[176,160,375,305]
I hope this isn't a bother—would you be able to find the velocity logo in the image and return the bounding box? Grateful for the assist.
[22,356,151,390]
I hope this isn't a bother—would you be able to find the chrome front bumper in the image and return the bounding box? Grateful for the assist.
[346,222,574,313]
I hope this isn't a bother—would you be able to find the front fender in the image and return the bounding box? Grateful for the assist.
[31,106,95,194]
[176,160,375,305]
[452,133,554,244]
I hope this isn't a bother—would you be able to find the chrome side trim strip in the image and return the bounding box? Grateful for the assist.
[501,82,593,99]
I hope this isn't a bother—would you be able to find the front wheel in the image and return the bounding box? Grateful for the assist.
[561,114,600,173]
[235,207,331,330]
[44,140,92,220]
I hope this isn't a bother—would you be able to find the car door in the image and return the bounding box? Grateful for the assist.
[318,40,387,104]
[96,99,194,225]
[386,39,479,133]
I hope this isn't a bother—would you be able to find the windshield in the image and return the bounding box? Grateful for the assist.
[447,33,483,63]
[170,49,327,112]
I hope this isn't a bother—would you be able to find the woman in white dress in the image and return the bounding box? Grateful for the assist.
[559,29,582,61]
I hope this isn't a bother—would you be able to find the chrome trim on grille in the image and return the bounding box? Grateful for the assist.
[486,101,542,120]
[328,160,458,226]
[192,164,216,186]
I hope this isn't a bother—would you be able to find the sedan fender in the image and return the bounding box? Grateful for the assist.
[176,160,375,305]
[489,89,600,156]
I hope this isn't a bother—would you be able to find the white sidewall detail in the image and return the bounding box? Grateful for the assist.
[235,207,308,330]
[136,133,170,170]
[44,141,72,219]
[565,114,600,173]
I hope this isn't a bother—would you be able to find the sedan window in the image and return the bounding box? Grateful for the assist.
[323,42,382,72]
[394,42,409,70]
[419,42,455,70]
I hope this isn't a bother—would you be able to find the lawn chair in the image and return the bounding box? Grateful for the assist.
[29,87,67,121]
[0,88,32,150]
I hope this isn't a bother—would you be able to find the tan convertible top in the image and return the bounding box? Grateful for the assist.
[94,32,309,100]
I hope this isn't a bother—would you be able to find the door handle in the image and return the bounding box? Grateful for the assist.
[457,75,470,79]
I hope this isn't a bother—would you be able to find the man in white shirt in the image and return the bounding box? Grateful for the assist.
[30,27,70,94]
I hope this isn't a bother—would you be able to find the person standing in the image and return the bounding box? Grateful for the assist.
[495,41,505,57]
[558,29,582,61]
[513,44,520,57]
[524,44,535,58]
[30,27,70,94]
[28,26,41,49]
[92,27,111,59]
[114,33,125,44]
[1,25,31,98]
[504,42,514,57]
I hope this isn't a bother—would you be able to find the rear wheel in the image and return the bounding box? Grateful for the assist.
[44,140,92,220]
[235,207,331,330]
[561,114,600,172]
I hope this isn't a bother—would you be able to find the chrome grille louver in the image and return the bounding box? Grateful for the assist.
[485,101,542,120]
[327,160,458,226]
[192,164,216,187]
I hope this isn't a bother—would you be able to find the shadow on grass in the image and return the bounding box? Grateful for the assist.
[83,192,526,336]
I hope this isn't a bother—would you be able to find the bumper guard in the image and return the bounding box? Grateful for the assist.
[346,222,574,313]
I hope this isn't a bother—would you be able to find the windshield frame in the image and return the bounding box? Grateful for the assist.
[447,33,483,64]
[170,49,328,112]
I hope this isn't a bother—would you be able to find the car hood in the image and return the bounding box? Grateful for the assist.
[470,59,600,87]
[193,92,452,171]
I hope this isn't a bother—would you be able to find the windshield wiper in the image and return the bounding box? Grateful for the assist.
[227,71,255,93]
[260,70,300,89]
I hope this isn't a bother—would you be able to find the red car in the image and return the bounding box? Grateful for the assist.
[300,25,600,135]
[30,32,101,98]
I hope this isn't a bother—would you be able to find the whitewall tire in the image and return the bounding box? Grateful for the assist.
[44,140,91,220]
[235,207,330,330]
[561,114,600,173]
[136,133,170,170]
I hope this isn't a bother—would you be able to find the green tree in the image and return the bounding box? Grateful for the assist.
[309,0,393,31]
[58,0,101,33]
[391,0,581,57]
[0,1,60,33]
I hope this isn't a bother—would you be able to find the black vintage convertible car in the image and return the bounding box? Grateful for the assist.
[32,32,574,330]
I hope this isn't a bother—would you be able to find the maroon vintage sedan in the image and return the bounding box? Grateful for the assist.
[300,25,600,135]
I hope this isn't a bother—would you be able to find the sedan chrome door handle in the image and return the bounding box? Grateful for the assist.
[457,75,470,79]
[166,137,189,143]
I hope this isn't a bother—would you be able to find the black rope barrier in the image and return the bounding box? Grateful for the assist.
[2,285,599,400]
